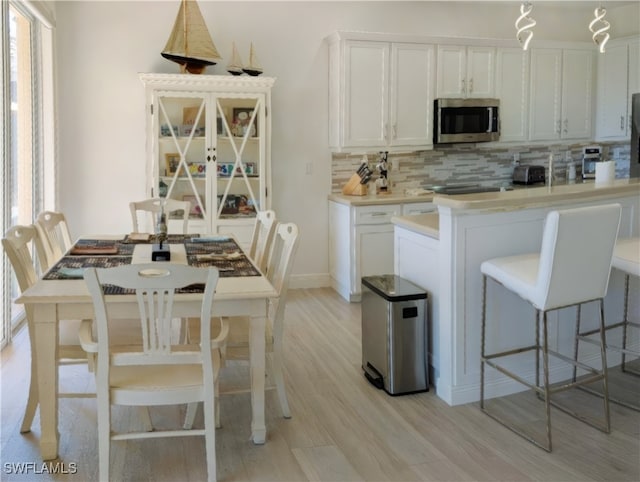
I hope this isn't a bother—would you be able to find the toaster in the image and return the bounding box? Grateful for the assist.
[513,165,545,185]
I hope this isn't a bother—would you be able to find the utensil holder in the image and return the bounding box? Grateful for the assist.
[342,173,368,196]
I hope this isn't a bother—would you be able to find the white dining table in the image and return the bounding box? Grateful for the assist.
[16,237,277,460]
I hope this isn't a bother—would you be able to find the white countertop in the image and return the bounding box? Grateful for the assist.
[391,213,439,239]
[434,179,640,211]
[328,192,435,206]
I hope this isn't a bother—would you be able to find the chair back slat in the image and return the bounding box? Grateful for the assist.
[130,198,190,234]
[264,223,299,335]
[34,211,72,270]
[84,263,219,367]
[2,225,39,292]
[249,210,277,272]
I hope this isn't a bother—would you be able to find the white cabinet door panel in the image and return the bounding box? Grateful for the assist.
[344,41,389,147]
[562,49,593,139]
[596,44,629,139]
[391,43,434,146]
[529,49,562,140]
[496,48,529,142]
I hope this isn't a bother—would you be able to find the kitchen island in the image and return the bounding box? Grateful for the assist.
[392,179,640,406]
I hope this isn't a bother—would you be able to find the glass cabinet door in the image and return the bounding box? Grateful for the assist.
[213,94,265,234]
[154,92,209,232]
[150,87,267,239]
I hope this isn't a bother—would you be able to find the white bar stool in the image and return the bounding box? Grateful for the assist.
[577,237,640,410]
[480,203,622,452]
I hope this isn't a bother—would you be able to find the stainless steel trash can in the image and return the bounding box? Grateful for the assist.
[361,274,428,395]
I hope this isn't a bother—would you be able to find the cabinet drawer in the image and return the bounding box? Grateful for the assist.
[355,205,400,225]
[402,202,436,216]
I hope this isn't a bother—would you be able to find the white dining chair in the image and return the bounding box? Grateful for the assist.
[129,197,191,234]
[34,210,73,271]
[2,224,93,434]
[248,210,277,273]
[80,263,227,482]
[185,222,300,428]
[480,203,622,452]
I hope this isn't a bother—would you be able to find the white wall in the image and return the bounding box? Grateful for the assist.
[52,1,640,285]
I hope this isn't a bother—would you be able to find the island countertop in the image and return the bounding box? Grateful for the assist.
[328,192,434,206]
[391,213,439,239]
[433,178,640,211]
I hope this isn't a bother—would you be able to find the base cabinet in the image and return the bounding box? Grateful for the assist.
[329,200,435,302]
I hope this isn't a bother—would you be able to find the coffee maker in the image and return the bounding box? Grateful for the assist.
[582,145,602,180]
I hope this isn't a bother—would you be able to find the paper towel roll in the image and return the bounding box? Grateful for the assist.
[595,160,616,184]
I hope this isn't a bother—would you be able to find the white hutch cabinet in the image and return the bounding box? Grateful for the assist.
[436,45,495,98]
[528,48,594,141]
[139,73,275,248]
[327,32,435,151]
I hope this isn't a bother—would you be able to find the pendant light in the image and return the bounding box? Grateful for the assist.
[589,6,610,53]
[515,2,536,51]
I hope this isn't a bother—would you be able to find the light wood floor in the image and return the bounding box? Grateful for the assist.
[1,287,639,481]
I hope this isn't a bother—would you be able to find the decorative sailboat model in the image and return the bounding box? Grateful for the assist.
[161,0,221,74]
[243,43,263,76]
[227,42,244,76]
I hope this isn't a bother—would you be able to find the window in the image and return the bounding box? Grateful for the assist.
[1,1,54,348]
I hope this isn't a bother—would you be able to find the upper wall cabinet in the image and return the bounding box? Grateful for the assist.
[328,32,435,151]
[495,48,529,142]
[436,45,495,98]
[595,37,640,141]
[529,48,594,141]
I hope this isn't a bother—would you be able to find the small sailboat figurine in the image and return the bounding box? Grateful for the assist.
[242,43,263,76]
[227,42,244,76]
[161,0,221,74]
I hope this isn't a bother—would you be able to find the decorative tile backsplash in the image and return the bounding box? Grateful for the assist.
[331,141,631,193]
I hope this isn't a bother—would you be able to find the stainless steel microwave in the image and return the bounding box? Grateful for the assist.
[434,98,500,144]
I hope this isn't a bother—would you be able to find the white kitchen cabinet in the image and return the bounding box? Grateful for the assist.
[595,37,640,141]
[529,48,594,141]
[329,201,400,302]
[328,32,435,151]
[436,45,495,98]
[495,48,529,142]
[140,73,274,248]
[329,199,436,302]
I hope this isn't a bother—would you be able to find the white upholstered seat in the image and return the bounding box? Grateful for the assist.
[480,203,622,452]
[577,236,640,410]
